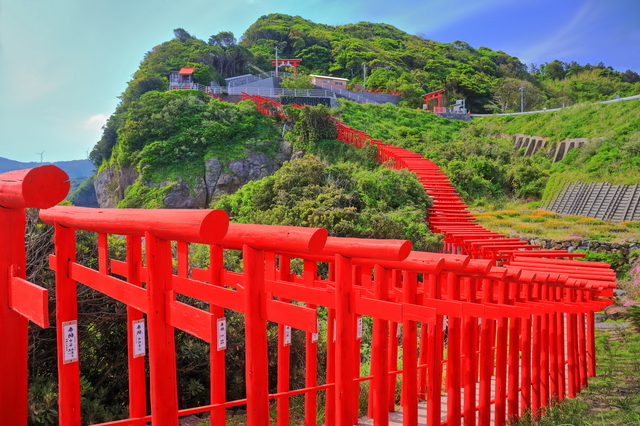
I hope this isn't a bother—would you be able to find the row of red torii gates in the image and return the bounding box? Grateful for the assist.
[0,96,615,426]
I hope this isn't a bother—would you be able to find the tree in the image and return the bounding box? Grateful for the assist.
[492,78,545,112]
[208,31,236,48]
[622,69,640,83]
[173,28,194,41]
[279,74,314,89]
[541,60,566,80]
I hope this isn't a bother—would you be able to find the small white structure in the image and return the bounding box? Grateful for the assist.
[169,67,195,90]
[310,75,349,90]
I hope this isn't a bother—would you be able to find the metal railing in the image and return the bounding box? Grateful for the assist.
[228,87,335,98]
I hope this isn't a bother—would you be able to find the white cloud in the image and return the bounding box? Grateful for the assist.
[84,114,108,131]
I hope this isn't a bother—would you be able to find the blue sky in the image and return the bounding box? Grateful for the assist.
[1,0,638,163]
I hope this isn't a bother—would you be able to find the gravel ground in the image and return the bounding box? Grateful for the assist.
[594,321,630,330]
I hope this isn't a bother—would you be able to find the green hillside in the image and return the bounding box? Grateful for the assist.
[90,14,639,169]
[88,13,640,220]
[337,98,640,204]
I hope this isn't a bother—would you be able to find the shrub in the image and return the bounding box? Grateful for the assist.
[532,210,560,218]
[493,219,513,227]
[628,305,640,333]
[496,210,520,217]
[545,220,565,228]
[579,217,604,225]
[475,215,498,222]
[513,224,542,234]
[521,216,546,223]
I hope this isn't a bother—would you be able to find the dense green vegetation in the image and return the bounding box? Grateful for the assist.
[337,100,548,202]
[337,99,640,205]
[216,154,440,251]
[477,100,640,203]
[216,104,441,251]
[90,14,639,169]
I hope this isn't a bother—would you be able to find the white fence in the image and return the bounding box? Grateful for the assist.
[227,87,335,98]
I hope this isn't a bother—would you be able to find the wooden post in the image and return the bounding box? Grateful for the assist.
[334,254,355,426]
[0,165,68,425]
[210,245,226,426]
[507,281,520,421]
[478,278,495,426]
[243,245,270,426]
[0,207,29,426]
[463,276,478,426]
[371,264,390,425]
[447,272,462,426]
[146,232,179,426]
[55,223,82,426]
[126,235,147,419]
[402,271,419,426]
[304,259,318,426]
[540,285,550,407]
[426,273,444,426]
[494,280,508,426]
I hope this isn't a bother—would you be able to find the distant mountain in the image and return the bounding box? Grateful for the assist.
[0,157,94,179]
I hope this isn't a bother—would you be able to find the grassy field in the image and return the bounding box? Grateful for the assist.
[510,326,640,426]
[471,206,640,243]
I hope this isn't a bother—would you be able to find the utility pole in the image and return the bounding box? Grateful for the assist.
[363,63,367,92]
[519,87,526,113]
[275,46,279,78]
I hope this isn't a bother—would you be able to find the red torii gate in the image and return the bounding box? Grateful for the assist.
[270,58,302,76]
[422,89,445,112]
[0,166,69,425]
[0,165,616,425]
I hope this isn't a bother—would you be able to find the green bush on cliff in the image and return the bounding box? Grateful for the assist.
[216,154,442,251]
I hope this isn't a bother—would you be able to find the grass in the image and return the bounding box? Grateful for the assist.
[472,206,640,242]
[509,327,640,426]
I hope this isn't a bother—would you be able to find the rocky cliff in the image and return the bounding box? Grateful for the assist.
[94,140,297,209]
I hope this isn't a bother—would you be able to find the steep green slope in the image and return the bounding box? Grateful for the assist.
[338,99,640,205]
[90,14,639,168]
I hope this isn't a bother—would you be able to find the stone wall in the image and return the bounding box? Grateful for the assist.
[518,235,640,257]
[434,112,473,121]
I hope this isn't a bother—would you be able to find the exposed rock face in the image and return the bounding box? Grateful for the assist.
[94,166,139,208]
[604,305,628,320]
[94,141,293,209]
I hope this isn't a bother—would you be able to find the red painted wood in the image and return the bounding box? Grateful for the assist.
[446,272,462,426]
[371,264,390,425]
[426,274,444,426]
[303,260,318,426]
[243,245,270,426]
[463,276,478,426]
[326,307,336,426]
[125,235,147,421]
[478,279,495,426]
[0,208,29,426]
[10,275,49,328]
[494,280,508,426]
[0,165,69,208]
[41,206,229,244]
[402,271,419,426]
[334,255,355,426]
[209,245,226,426]
[322,237,412,261]
[145,233,179,426]
[54,224,82,426]
[221,223,327,253]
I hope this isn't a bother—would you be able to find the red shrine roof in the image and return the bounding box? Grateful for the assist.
[178,67,195,75]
